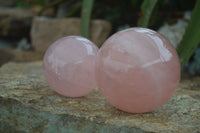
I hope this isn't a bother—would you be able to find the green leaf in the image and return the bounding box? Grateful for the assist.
[177,0,200,69]
[138,0,158,27]
[81,0,94,38]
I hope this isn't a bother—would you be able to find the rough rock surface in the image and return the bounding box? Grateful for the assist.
[0,62,200,133]
[31,17,111,54]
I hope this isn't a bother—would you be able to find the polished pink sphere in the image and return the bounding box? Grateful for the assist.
[43,36,99,97]
[95,28,181,113]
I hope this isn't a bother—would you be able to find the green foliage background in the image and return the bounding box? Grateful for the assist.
[14,0,200,72]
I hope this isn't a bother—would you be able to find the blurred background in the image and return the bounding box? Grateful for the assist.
[0,0,199,76]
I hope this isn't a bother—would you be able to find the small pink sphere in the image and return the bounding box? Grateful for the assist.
[43,36,99,97]
[95,28,181,113]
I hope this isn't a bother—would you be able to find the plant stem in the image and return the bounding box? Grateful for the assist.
[81,0,94,38]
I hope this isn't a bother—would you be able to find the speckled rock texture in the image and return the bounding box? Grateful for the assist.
[0,62,200,133]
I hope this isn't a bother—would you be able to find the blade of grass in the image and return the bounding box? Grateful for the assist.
[138,0,158,27]
[81,0,94,38]
[177,0,200,68]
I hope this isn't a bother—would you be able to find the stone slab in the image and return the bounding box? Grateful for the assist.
[31,17,111,54]
[0,49,43,66]
[0,62,200,133]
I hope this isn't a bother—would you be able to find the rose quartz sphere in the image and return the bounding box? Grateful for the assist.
[43,36,99,97]
[95,28,181,113]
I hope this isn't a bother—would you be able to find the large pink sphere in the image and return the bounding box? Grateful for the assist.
[95,28,181,113]
[43,36,99,97]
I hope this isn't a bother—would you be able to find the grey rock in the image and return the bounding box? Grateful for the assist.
[158,11,192,48]
[31,17,111,54]
[16,38,31,51]
[0,62,200,133]
[158,20,187,48]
